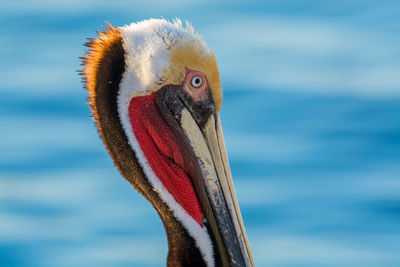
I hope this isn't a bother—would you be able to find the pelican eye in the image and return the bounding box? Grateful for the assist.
[191,75,203,88]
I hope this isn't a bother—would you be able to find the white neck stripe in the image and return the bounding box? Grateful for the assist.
[117,19,215,267]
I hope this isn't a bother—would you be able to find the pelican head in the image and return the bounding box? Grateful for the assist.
[80,19,254,267]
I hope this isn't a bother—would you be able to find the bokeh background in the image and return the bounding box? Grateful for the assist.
[1,1,400,266]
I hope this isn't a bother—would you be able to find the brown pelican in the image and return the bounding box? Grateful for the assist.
[80,19,254,267]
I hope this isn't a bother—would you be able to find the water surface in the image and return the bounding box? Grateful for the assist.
[1,1,400,266]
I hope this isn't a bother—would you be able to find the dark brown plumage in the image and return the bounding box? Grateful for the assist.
[79,24,217,267]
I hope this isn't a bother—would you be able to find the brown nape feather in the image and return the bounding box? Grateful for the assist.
[79,24,209,266]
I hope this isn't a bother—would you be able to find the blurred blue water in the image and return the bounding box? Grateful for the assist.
[1,1,400,266]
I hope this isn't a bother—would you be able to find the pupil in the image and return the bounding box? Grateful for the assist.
[195,78,200,84]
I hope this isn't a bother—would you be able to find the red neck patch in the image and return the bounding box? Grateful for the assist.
[129,93,204,226]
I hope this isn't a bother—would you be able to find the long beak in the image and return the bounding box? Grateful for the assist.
[179,107,255,267]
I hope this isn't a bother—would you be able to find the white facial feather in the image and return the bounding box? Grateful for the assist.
[117,19,215,267]
[119,18,209,101]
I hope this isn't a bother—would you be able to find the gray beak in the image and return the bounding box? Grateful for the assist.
[179,108,255,267]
